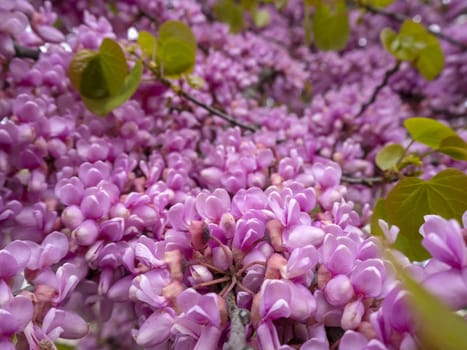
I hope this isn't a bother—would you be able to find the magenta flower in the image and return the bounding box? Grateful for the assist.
[253,279,316,323]
[78,161,112,187]
[322,234,358,275]
[195,188,231,222]
[26,231,68,270]
[420,214,465,269]
[282,245,318,285]
[129,269,171,308]
[0,240,30,280]
[350,258,386,298]
[55,177,84,206]
[134,309,175,347]
[0,280,33,346]
[173,288,227,349]
[324,274,354,306]
[24,308,88,348]
[233,215,265,252]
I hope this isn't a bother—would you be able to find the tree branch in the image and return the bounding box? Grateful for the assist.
[14,43,40,60]
[341,175,385,186]
[177,88,258,132]
[352,1,467,51]
[355,61,400,118]
[223,293,252,350]
[431,108,467,120]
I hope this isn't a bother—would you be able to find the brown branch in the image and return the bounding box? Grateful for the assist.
[341,175,385,186]
[431,108,467,120]
[223,293,252,350]
[14,43,40,60]
[177,88,258,132]
[355,61,400,118]
[352,1,467,51]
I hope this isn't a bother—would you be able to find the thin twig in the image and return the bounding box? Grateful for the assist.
[223,293,252,350]
[431,108,467,120]
[14,43,40,60]
[177,88,258,132]
[341,175,385,186]
[139,57,258,132]
[352,1,467,51]
[355,61,400,118]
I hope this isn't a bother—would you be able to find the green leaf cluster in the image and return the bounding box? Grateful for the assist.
[381,20,444,80]
[67,38,142,116]
[138,21,197,79]
[312,0,350,51]
[372,169,467,260]
[372,117,466,259]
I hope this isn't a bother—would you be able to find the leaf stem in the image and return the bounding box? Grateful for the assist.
[396,139,415,167]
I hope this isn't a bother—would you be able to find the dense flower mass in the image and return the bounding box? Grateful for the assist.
[0,0,466,349]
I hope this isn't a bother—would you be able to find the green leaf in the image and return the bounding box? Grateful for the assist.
[312,0,350,51]
[241,0,257,11]
[380,28,397,53]
[404,117,458,149]
[253,9,271,28]
[439,136,467,161]
[138,31,157,60]
[56,343,75,350]
[385,168,467,260]
[78,39,128,99]
[213,0,245,33]
[388,252,467,350]
[156,20,197,77]
[381,20,444,79]
[415,34,444,80]
[376,143,405,170]
[98,38,128,96]
[80,56,109,99]
[370,198,389,238]
[82,60,142,116]
[67,49,97,93]
[364,0,394,7]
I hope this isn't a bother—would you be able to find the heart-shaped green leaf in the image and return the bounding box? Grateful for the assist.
[67,49,97,93]
[312,0,349,51]
[98,38,128,96]
[404,117,458,149]
[214,0,245,33]
[156,20,197,78]
[138,31,157,60]
[83,60,142,116]
[376,143,405,170]
[384,168,467,260]
[439,136,467,161]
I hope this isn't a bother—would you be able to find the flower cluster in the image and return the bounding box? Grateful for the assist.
[0,0,466,349]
